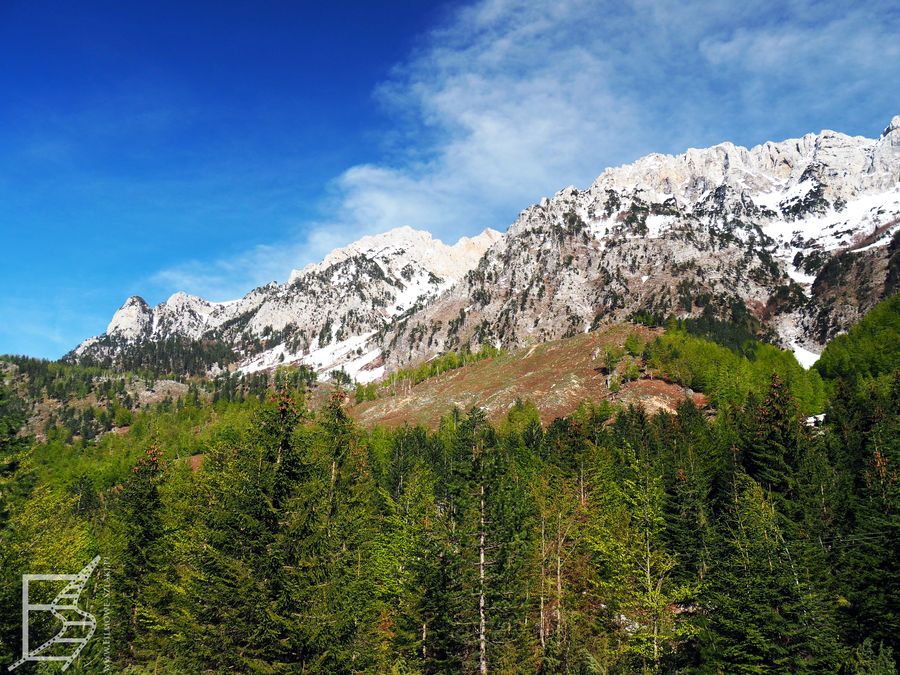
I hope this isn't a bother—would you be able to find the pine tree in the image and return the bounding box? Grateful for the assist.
[620,444,696,672]
[742,373,805,501]
[701,472,830,672]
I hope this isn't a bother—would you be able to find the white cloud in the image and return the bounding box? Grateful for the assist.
[150,243,303,302]
[152,0,900,301]
[700,7,900,75]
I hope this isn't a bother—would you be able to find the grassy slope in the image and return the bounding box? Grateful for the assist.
[351,325,707,428]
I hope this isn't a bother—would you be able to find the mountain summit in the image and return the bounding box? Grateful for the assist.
[383,117,899,371]
[72,227,502,379]
[71,117,900,378]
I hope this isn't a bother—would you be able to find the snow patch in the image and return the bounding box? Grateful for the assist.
[791,342,821,369]
[786,267,817,287]
[238,343,301,375]
[763,187,900,290]
[645,214,676,238]
[239,332,384,383]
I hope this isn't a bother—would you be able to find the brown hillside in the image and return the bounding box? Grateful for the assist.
[350,325,706,429]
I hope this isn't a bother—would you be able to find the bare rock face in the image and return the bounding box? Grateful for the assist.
[71,227,501,380]
[104,296,153,340]
[383,118,900,370]
[71,116,899,378]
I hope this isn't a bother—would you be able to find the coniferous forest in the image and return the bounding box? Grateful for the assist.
[0,297,898,673]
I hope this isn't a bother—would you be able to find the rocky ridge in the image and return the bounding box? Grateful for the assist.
[72,227,502,380]
[71,116,900,379]
[383,116,900,370]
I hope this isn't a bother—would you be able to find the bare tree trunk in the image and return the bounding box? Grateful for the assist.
[479,483,488,674]
[653,620,659,668]
[539,515,546,650]
[579,464,585,506]
[421,622,427,662]
[556,513,563,634]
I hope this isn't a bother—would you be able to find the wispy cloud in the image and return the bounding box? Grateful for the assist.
[153,0,900,301]
[149,210,366,302]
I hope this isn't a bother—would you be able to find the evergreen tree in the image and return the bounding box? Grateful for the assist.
[620,444,696,673]
[279,391,382,671]
[827,374,900,656]
[702,472,835,672]
[114,445,165,662]
[742,373,805,501]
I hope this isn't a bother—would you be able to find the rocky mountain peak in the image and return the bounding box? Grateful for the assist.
[384,116,900,371]
[73,225,502,380]
[289,226,501,285]
[72,115,899,382]
[107,296,153,339]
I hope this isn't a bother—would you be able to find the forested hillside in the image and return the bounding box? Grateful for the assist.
[0,298,897,673]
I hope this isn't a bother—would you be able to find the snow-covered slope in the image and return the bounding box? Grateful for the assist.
[384,116,900,370]
[72,227,501,379]
[71,116,899,378]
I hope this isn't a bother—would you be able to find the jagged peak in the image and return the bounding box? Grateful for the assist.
[74,114,899,378]
[582,119,898,207]
[454,228,503,247]
[107,295,153,338]
[167,290,199,304]
[164,291,217,310]
[120,295,149,308]
[289,225,498,284]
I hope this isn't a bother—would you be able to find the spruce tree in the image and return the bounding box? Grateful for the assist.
[115,445,165,662]
[620,444,695,672]
[702,472,832,672]
[742,373,805,501]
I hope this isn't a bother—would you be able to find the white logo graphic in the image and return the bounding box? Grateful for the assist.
[8,556,101,671]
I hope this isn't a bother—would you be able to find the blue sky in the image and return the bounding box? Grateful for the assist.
[1,0,898,359]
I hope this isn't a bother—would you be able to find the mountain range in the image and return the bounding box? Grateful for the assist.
[70,115,900,378]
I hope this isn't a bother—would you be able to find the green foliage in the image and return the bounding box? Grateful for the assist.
[630,301,770,356]
[620,444,697,671]
[386,344,503,388]
[1,355,115,400]
[624,332,644,357]
[330,368,352,386]
[272,363,317,391]
[609,374,622,393]
[851,639,897,674]
[824,373,900,657]
[623,358,642,382]
[73,334,237,376]
[816,293,900,382]
[742,373,806,498]
[355,381,378,403]
[602,344,623,373]
[702,473,833,672]
[0,310,896,672]
[646,327,826,414]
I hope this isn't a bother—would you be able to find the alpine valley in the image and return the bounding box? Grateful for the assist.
[70,115,900,381]
[2,116,900,675]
